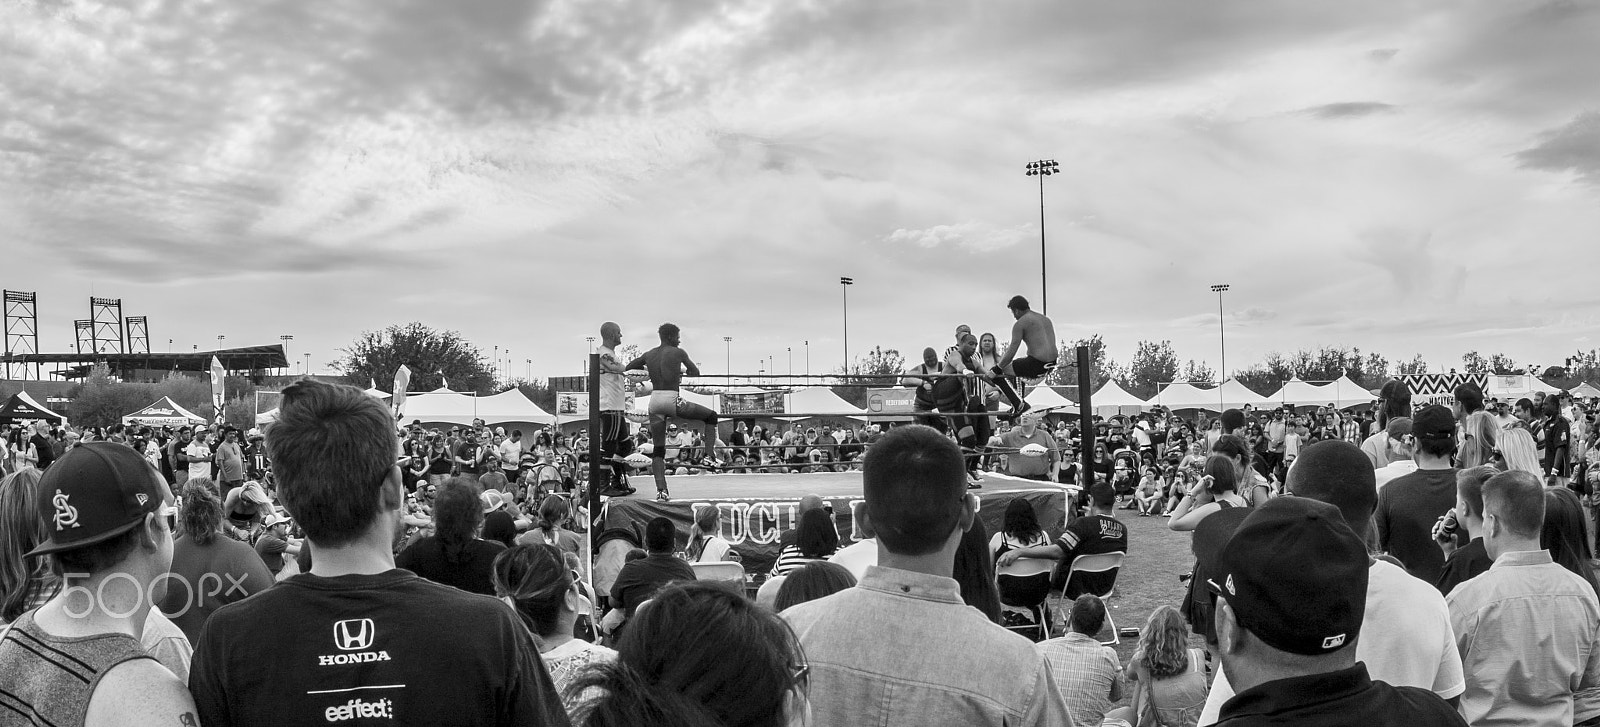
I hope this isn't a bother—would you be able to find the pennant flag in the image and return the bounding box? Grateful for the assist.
[441,375,451,391]
[369,378,377,390]
[392,365,412,422]
[210,356,227,424]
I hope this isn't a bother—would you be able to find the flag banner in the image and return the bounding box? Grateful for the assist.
[719,391,786,415]
[556,392,588,417]
[209,356,226,424]
[1402,373,1489,406]
[392,365,412,421]
[864,387,919,414]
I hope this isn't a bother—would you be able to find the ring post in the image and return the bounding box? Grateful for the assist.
[1077,345,1094,517]
[587,353,601,582]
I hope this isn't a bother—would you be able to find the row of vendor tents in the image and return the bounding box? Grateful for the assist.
[2,373,1593,430]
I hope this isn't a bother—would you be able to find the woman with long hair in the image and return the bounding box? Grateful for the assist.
[771,508,839,576]
[569,581,809,727]
[492,543,615,710]
[685,507,733,563]
[1210,434,1271,505]
[1542,487,1599,600]
[397,477,506,595]
[1496,426,1543,477]
[160,477,274,643]
[952,517,1003,624]
[990,497,1047,559]
[1167,455,1248,532]
[773,561,856,612]
[0,468,54,624]
[1106,605,1210,727]
[1457,412,1498,470]
[517,494,583,558]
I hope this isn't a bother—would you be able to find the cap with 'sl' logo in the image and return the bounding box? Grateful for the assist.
[26,442,168,558]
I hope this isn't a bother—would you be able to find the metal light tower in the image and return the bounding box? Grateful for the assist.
[723,336,733,374]
[279,335,293,376]
[840,277,853,376]
[1025,159,1059,315]
[1211,283,1230,410]
[787,347,792,376]
[804,340,809,376]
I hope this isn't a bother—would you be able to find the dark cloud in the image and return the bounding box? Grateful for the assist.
[1302,102,1398,119]
[1368,48,1399,63]
[1514,111,1600,185]
[1412,0,1600,119]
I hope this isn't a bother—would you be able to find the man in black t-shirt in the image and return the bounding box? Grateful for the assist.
[189,379,568,727]
[609,517,696,618]
[998,482,1128,598]
[1376,405,1459,584]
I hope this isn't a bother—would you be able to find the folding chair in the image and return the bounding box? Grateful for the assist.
[1062,551,1126,644]
[689,561,746,585]
[996,557,1056,641]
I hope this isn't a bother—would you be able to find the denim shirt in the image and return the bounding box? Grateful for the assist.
[783,565,1073,726]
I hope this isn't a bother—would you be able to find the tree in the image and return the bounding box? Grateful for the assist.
[1361,352,1390,388]
[833,347,906,407]
[1047,335,1113,392]
[1120,340,1181,400]
[1462,351,1521,375]
[1396,354,1429,376]
[334,322,495,394]
[1182,360,1216,383]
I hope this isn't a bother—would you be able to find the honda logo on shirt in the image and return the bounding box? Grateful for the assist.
[333,619,375,651]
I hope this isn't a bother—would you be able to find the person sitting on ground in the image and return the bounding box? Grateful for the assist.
[1198,440,1466,725]
[0,443,198,727]
[782,424,1071,726]
[998,481,1128,602]
[774,561,857,612]
[1431,466,1496,596]
[1208,497,1468,726]
[572,581,808,727]
[1447,470,1600,727]
[771,507,840,576]
[492,543,616,713]
[1135,467,1163,516]
[159,478,275,644]
[685,506,734,563]
[394,476,507,596]
[1106,605,1209,727]
[1036,595,1124,727]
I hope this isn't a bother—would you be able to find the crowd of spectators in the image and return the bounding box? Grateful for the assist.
[1,375,1599,726]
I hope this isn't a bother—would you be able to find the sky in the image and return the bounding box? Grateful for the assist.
[3,0,1598,383]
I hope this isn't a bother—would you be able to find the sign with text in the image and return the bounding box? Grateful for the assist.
[1403,373,1489,407]
[719,391,786,415]
[864,387,918,414]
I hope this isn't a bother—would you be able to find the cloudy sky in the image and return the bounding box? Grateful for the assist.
[4,0,1598,383]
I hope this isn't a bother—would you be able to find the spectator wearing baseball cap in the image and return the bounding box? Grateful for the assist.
[1372,417,1416,489]
[1447,470,1600,726]
[1376,405,1459,584]
[1362,379,1413,468]
[1198,441,1466,725]
[1207,496,1467,726]
[0,442,199,727]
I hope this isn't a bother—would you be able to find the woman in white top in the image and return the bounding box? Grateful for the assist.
[685,507,733,563]
[1167,455,1249,532]
[1209,434,1272,506]
[492,543,616,710]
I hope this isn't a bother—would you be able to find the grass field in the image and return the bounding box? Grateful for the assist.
[1094,507,1200,664]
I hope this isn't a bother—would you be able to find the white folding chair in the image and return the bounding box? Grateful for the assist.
[1063,551,1126,644]
[996,556,1057,641]
[690,561,746,584]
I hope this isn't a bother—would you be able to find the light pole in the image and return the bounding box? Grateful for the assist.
[840,277,853,376]
[787,347,792,376]
[216,335,225,349]
[805,340,809,376]
[1025,159,1059,315]
[303,352,310,375]
[585,337,595,377]
[279,335,293,376]
[526,359,531,382]
[168,338,173,353]
[1211,284,1230,409]
[723,336,733,375]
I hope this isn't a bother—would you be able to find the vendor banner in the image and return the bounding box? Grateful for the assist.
[392,365,412,422]
[720,391,786,415]
[1403,373,1488,407]
[209,356,227,424]
[602,488,1065,578]
[864,387,918,414]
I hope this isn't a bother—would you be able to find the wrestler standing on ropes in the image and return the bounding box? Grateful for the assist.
[625,323,720,502]
[595,321,637,498]
[992,295,1058,420]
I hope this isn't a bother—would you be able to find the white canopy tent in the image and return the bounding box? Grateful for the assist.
[363,387,392,400]
[1024,386,1080,414]
[781,388,868,421]
[1570,382,1600,399]
[1086,381,1147,417]
[123,397,206,428]
[1485,374,1562,399]
[402,389,555,427]
[1153,382,1221,410]
[1270,376,1329,407]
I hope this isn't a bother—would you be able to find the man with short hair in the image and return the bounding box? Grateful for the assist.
[497,429,523,484]
[1198,441,1466,725]
[1206,496,1467,726]
[998,482,1128,600]
[23,419,56,471]
[595,321,638,497]
[166,427,191,486]
[1001,412,1060,481]
[0,442,197,727]
[1376,405,1459,584]
[187,379,569,727]
[626,323,721,502]
[993,295,1058,420]
[214,428,245,497]
[1433,467,1494,596]
[608,516,695,619]
[783,425,1071,726]
[1037,595,1123,727]
[904,346,951,433]
[1446,470,1600,726]
[453,428,483,477]
[183,426,212,489]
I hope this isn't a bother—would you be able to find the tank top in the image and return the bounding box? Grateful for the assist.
[0,611,155,727]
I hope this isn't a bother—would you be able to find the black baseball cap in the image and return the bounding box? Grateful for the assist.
[27,442,169,557]
[1208,497,1367,656]
[1412,404,1455,440]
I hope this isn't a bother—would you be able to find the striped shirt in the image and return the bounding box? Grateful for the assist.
[771,545,830,577]
[0,610,155,727]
